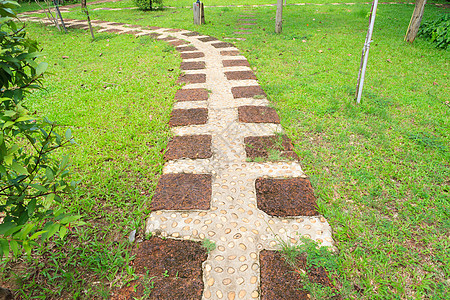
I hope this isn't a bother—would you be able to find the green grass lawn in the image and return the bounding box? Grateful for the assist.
[2,0,449,298]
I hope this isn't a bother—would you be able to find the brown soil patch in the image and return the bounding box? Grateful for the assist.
[174,88,209,102]
[166,28,182,32]
[183,31,201,36]
[234,31,252,35]
[244,135,298,160]
[176,45,198,52]
[169,39,189,47]
[231,85,265,98]
[220,50,241,56]
[165,135,212,160]
[238,106,280,123]
[225,70,257,81]
[113,237,207,300]
[151,173,212,210]
[177,73,206,84]
[123,30,140,35]
[169,108,208,126]
[148,26,161,30]
[181,61,206,70]
[255,177,318,216]
[260,250,338,300]
[212,42,235,48]
[140,32,160,38]
[198,36,219,42]
[223,60,250,67]
[180,52,205,59]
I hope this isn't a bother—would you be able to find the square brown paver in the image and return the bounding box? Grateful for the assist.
[148,26,161,30]
[255,177,318,217]
[231,85,265,98]
[238,18,258,22]
[158,36,177,41]
[181,61,206,70]
[212,42,234,48]
[176,45,198,52]
[165,135,212,160]
[103,28,123,33]
[223,60,250,67]
[180,52,205,59]
[220,50,241,56]
[175,88,209,102]
[169,108,208,126]
[183,31,201,36]
[244,135,298,161]
[151,173,212,210]
[260,250,338,300]
[177,73,206,84]
[234,31,253,35]
[238,106,280,123]
[225,70,256,81]
[198,36,218,42]
[166,28,182,32]
[113,237,207,300]
[169,39,189,47]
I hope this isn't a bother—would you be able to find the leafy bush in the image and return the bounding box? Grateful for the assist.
[418,14,450,49]
[133,0,163,11]
[0,0,79,259]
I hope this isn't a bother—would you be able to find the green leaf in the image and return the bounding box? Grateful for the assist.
[44,193,55,209]
[35,62,48,77]
[28,199,37,216]
[45,167,54,181]
[29,230,47,240]
[60,215,82,225]
[11,161,28,174]
[10,240,18,257]
[29,183,47,192]
[65,128,72,140]
[59,226,67,239]
[0,239,9,259]
[0,222,15,235]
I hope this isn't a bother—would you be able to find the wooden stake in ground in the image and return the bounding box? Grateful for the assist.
[275,0,283,34]
[355,0,379,104]
[405,0,427,43]
[81,0,95,40]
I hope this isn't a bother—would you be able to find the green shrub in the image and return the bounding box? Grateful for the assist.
[133,0,163,11]
[0,0,79,259]
[418,14,450,49]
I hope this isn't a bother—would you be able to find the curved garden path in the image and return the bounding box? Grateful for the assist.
[20,12,337,299]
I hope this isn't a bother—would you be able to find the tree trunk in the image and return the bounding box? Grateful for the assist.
[81,0,95,40]
[405,0,427,43]
[275,0,283,34]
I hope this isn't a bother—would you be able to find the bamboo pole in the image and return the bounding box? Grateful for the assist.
[355,0,379,104]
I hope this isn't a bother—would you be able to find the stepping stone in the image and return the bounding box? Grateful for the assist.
[169,108,208,126]
[220,50,240,56]
[255,177,318,217]
[237,18,258,22]
[234,31,252,35]
[241,23,257,26]
[174,88,209,101]
[148,26,161,30]
[211,42,234,48]
[238,106,280,123]
[107,22,125,26]
[225,70,256,80]
[115,237,208,299]
[180,61,206,70]
[102,28,123,33]
[223,60,250,67]
[152,173,212,210]
[260,250,338,299]
[244,135,298,160]
[183,31,201,36]
[198,36,218,42]
[158,36,177,41]
[177,73,206,84]
[168,39,189,47]
[180,52,205,59]
[166,28,182,32]
[164,135,212,160]
[231,85,265,98]
[176,45,198,52]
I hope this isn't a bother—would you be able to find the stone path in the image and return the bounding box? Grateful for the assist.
[20,12,336,299]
